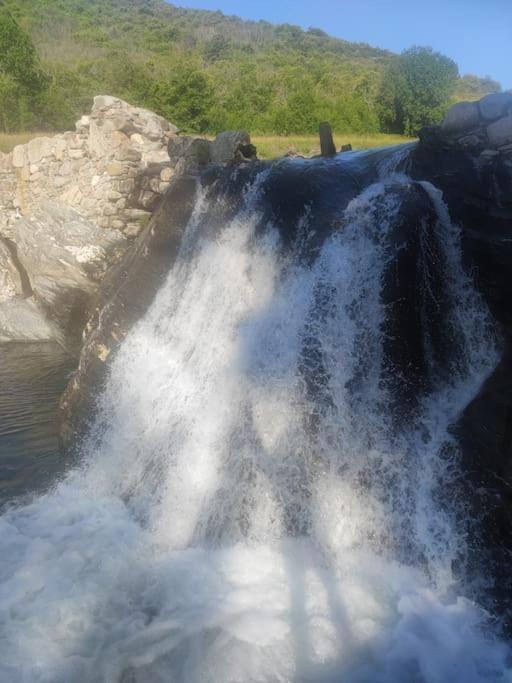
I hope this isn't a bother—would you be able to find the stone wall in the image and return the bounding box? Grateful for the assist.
[0,94,257,350]
[0,96,179,240]
[421,91,512,154]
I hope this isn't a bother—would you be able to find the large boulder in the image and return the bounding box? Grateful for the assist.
[440,101,480,136]
[13,202,127,351]
[168,136,211,174]
[479,92,512,121]
[210,130,257,163]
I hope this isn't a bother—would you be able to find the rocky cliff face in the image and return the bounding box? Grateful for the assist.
[407,91,512,627]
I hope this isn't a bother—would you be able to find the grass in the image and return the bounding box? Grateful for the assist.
[252,133,414,159]
[0,131,414,158]
[0,132,56,154]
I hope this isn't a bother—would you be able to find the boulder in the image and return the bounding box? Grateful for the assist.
[210,130,256,163]
[168,136,211,172]
[13,202,128,351]
[487,114,512,148]
[479,92,512,121]
[441,101,480,135]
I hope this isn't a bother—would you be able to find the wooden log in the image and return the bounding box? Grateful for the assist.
[319,122,336,157]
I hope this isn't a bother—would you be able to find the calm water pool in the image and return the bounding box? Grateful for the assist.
[0,343,75,503]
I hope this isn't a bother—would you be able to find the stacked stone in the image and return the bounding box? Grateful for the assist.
[0,96,180,241]
[428,92,512,154]
[0,95,260,348]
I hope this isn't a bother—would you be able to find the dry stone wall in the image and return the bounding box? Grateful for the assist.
[0,96,179,241]
[0,94,257,350]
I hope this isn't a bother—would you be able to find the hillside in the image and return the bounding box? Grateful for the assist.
[1,0,502,135]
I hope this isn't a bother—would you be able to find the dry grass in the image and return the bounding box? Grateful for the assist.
[0,131,413,159]
[253,133,414,159]
[0,132,57,154]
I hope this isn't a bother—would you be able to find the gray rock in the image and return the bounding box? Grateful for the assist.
[210,131,253,163]
[168,136,211,171]
[0,297,58,343]
[0,239,24,302]
[479,92,512,121]
[13,202,128,351]
[487,114,512,148]
[441,101,480,135]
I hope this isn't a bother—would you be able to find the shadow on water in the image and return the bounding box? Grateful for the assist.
[0,342,76,505]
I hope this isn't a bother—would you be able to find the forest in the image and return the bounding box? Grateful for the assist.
[0,0,502,136]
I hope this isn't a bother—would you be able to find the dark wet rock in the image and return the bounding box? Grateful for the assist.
[411,100,512,630]
[168,136,211,173]
[455,347,512,629]
[479,92,512,122]
[379,183,450,418]
[441,101,480,136]
[487,114,512,148]
[210,130,255,163]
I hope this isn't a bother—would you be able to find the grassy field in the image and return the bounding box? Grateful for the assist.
[0,132,55,154]
[0,131,413,158]
[253,133,414,159]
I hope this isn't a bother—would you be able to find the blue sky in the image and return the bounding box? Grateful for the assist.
[171,0,511,90]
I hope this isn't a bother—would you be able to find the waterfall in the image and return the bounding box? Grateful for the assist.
[0,152,510,682]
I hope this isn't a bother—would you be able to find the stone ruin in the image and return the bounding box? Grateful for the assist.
[0,95,178,240]
[0,96,257,350]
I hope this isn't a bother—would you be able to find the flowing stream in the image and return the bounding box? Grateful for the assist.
[0,151,511,682]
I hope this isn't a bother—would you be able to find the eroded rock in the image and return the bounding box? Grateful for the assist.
[13,202,127,350]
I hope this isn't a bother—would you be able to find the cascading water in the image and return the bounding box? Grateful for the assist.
[0,150,511,682]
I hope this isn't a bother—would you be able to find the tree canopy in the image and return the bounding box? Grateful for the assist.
[0,0,502,135]
[378,46,459,135]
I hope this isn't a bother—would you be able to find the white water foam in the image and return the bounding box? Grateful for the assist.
[0,173,510,682]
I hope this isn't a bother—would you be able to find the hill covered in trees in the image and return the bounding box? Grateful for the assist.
[0,0,502,135]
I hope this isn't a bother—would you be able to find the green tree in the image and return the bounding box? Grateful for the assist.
[151,64,213,132]
[0,11,48,131]
[0,11,45,90]
[378,46,458,135]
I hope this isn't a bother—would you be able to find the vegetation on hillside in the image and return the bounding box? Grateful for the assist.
[0,0,502,136]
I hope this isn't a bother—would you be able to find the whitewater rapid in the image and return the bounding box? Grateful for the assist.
[0,162,510,682]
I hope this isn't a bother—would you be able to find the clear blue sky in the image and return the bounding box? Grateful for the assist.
[171,0,511,90]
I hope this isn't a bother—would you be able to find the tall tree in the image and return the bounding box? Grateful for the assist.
[0,11,47,131]
[378,46,458,135]
[0,11,44,90]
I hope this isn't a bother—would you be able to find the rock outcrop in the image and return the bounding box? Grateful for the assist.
[13,202,127,350]
[408,92,512,628]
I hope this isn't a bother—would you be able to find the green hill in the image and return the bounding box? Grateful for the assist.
[0,0,502,135]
